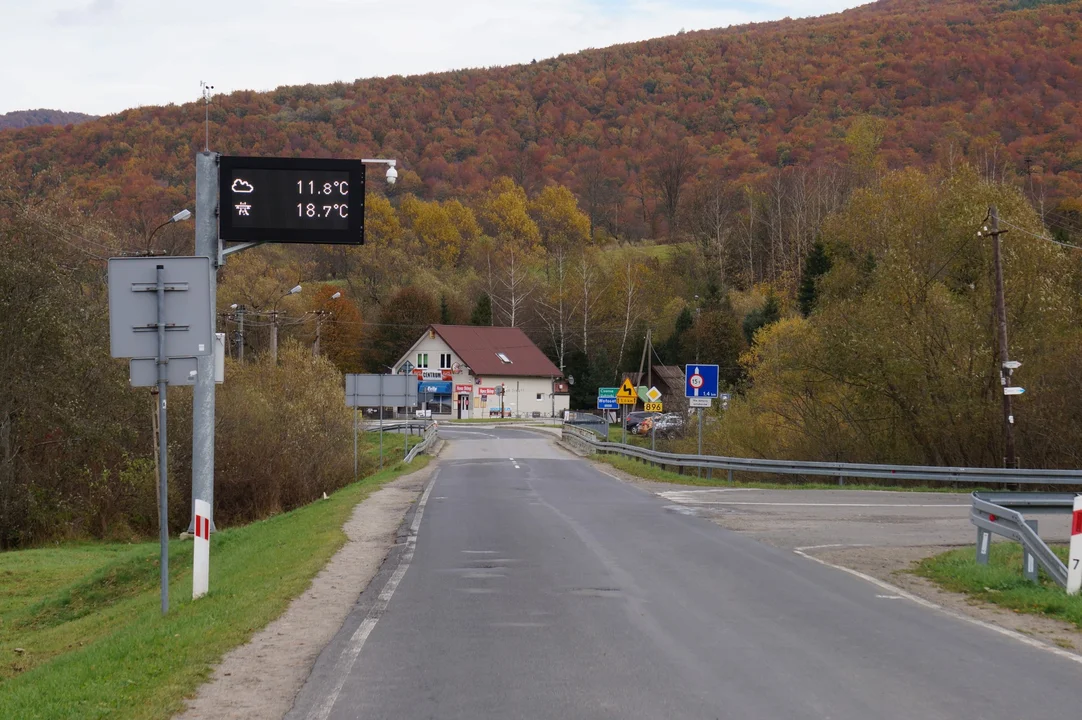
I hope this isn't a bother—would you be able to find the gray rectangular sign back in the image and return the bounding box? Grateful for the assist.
[108,257,213,359]
[345,374,418,407]
[129,357,199,387]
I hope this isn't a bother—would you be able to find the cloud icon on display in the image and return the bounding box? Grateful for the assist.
[231,179,254,193]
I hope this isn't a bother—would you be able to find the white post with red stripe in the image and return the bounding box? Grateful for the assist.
[193,498,211,599]
[1068,495,1082,596]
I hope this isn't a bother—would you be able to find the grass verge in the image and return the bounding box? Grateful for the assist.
[914,543,1082,630]
[595,454,977,493]
[0,447,429,720]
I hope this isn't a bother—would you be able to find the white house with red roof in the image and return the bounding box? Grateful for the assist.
[392,325,570,419]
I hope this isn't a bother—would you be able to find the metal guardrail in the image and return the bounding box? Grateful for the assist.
[405,422,439,463]
[970,492,1077,587]
[561,423,1082,486]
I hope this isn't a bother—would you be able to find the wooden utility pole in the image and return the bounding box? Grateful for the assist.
[989,206,1017,468]
[635,329,650,410]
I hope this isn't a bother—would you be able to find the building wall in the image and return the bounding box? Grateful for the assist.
[469,375,569,419]
[393,331,569,418]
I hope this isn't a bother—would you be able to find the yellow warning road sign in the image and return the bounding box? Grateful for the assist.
[617,378,637,404]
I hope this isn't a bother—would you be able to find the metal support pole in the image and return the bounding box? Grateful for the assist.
[379,374,384,469]
[353,406,358,483]
[1023,519,1039,583]
[155,265,170,615]
[189,151,218,533]
[651,419,656,452]
[622,404,626,445]
[697,407,703,479]
[976,527,991,565]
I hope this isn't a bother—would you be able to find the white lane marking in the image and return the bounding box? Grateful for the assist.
[514,465,520,469]
[877,595,905,600]
[462,550,499,554]
[305,476,436,720]
[659,489,754,496]
[796,543,868,551]
[509,457,515,461]
[669,501,968,508]
[792,547,1082,666]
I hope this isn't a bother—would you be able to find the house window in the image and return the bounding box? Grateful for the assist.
[417,353,429,369]
[536,393,543,401]
[440,353,452,370]
[496,352,512,364]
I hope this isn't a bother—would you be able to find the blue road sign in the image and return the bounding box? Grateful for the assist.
[685,364,720,398]
[597,396,619,410]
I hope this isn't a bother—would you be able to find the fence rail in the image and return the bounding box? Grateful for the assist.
[405,422,439,463]
[970,492,1077,588]
[561,423,1082,486]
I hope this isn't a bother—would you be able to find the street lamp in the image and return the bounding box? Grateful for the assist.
[362,158,398,185]
[270,285,302,364]
[145,209,192,254]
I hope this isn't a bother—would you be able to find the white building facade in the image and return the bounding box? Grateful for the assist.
[393,325,570,419]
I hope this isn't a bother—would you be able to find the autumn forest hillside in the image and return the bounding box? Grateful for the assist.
[5,0,1082,545]
[2,0,1082,238]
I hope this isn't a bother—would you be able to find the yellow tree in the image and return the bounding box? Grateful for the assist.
[531,184,591,370]
[401,194,462,268]
[478,177,541,249]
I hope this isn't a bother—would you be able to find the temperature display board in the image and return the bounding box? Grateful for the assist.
[219,156,366,244]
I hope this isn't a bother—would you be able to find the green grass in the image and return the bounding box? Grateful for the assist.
[915,543,1082,629]
[0,452,429,720]
[596,454,977,492]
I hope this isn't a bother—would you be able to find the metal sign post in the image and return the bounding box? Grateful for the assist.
[697,408,704,479]
[109,257,212,614]
[345,374,419,473]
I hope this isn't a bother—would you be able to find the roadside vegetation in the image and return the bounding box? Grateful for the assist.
[0,441,427,720]
[915,544,1082,631]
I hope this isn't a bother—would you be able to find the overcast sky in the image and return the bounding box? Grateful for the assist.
[0,0,868,116]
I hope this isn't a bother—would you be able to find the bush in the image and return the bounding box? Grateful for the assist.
[170,340,366,528]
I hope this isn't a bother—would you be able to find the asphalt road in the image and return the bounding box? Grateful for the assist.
[288,427,1081,720]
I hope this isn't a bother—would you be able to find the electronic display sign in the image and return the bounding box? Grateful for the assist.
[219,156,366,244]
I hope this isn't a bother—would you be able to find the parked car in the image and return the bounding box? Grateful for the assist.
[624,410,660,433]
[638,413,685,438]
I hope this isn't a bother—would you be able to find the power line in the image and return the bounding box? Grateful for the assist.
[998,218,1082,251]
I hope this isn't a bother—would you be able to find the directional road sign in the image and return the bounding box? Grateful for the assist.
[617,378,637,405]
[685,364,720,398]
[598,387,619,398]
[597,397,619,410]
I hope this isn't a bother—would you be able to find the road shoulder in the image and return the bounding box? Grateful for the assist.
[597,458,1082,654]
[174,460,438,720]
